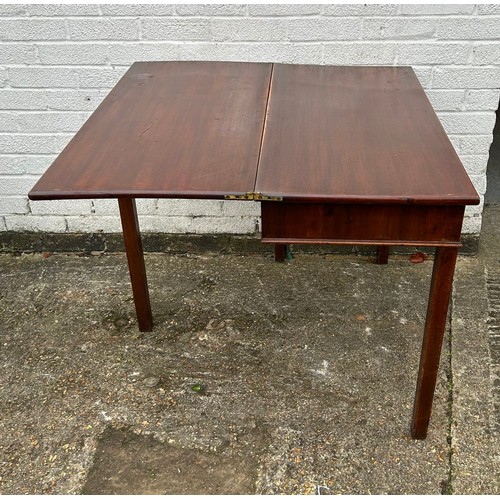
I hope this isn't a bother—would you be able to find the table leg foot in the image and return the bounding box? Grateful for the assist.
[411,246,458,439]
[118,198,153,332]
[376,245,389,264]
[275,244,287,263]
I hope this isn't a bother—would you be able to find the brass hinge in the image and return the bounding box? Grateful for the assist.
[224,192,282,202]
[224,192,255,200]
[254,192,283,201]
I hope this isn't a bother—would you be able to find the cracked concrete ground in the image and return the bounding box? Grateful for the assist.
[0,211,498,494]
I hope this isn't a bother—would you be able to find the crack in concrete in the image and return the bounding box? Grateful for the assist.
[445,299,455,495]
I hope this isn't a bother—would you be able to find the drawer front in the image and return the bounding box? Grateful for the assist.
[261,202,465,246]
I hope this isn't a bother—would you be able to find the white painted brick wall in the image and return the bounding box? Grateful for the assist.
[1,4,499,237]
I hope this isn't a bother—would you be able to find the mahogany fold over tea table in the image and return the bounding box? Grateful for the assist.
[29,62,479,439]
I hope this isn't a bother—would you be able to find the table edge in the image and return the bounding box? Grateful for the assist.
[28,188,480,206]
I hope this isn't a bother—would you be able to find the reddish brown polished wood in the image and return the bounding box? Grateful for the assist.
[256,64,479,206]
[411,246,458,439]
[376,246,389,265]
[118,198,152,332]
[29,61,271,200]
[261,202,465,246]
[274,244,287,263]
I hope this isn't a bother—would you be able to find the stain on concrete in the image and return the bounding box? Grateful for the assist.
[83,426,267,494]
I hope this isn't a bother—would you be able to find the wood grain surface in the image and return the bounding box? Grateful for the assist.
[261,202,465,245]
[29,61,272,200]
[29,62,479,207]
[256,64,479,205]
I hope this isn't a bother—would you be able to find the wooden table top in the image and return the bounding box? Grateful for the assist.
[29,61,479,206]
[29,61,271,200]
[257,64,479,205]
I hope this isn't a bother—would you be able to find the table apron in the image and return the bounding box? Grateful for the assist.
[261,202,465,247]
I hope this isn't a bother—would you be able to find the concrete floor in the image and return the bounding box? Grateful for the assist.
[0,213,498,494]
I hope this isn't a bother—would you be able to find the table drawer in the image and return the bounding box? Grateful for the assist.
[261,202,465,246]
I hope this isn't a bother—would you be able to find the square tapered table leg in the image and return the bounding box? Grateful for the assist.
[118,197,153,332]
[274,243,287,262]
[376,246,389,264]
[411,246,458,439]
